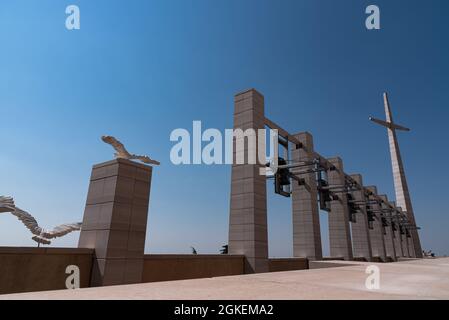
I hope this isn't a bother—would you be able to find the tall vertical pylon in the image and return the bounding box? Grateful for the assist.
[369,92,423,258]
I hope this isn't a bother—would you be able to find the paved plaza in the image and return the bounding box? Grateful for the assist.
[2,258,448,300]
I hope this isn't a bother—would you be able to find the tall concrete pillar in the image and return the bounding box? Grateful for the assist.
[291,132,322,260]
[378,195,397,261]
[349,174,372,262]
[366,186,387,262]
[228,89,268,273]
[389,201,403,258]
[394,228,404,258]
[405,234,413,257]
[407,232,416,257]
[402,230,410,257]
[395,229,403,258]
[78,159,152,286]
[327,157,353,260]
[398,208,410,257]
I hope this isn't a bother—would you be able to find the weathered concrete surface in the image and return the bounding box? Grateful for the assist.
[2,258,448,300]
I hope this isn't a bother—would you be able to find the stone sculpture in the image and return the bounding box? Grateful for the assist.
[0,196,82,245]
[101,135,160,165]
[0,196,14,213]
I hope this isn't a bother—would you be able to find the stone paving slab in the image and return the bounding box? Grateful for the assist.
[1,258,448,300]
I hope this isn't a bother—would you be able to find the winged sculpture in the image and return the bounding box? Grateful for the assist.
[0,196,82,246]
[101,135,160,165]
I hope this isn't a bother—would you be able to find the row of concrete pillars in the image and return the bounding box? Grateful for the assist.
[228,89,419,273]
[77,88,419,285]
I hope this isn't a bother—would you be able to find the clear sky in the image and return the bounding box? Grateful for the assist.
[1,0,448,256]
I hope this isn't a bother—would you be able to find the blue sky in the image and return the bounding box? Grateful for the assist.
[1,0,448,256]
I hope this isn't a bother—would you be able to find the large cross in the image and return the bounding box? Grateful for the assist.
[370,92,423,258]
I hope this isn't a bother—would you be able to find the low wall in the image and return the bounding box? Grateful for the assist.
[268,258,308,272]
[309,260,358,269]
[0,248,311,294]
[142,254,245,283]
[0,247,94,295]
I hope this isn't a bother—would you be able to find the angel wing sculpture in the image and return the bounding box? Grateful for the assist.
[0,196,82,246]
[101,135,160,165]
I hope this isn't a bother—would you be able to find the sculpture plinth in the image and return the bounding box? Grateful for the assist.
[78,158,152,286]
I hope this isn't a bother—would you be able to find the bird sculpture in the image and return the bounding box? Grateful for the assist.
[0,196,82,246]
[101,135,160,165]
[0,196,14,213]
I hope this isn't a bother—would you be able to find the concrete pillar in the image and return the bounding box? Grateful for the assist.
[228,89,268,273]
[407,232,416,257]
[405,234,412,257]
[348,174,372,262]
[394,227,403,258]
[398,208,410,257]
[402,229,410,257]
[394,228,404,258]
[389,201,403,258]
[366,186,387,262]
[378,195,397,261]
[78,159,152,286]
[327,157,353,260]
[291,132,322,260]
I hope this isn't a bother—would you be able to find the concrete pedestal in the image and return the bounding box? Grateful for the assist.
[349,174,372,262]
[78,158,152,286]
[228,89,268,273]
[291,132,322,260]
[327,157,353,260]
